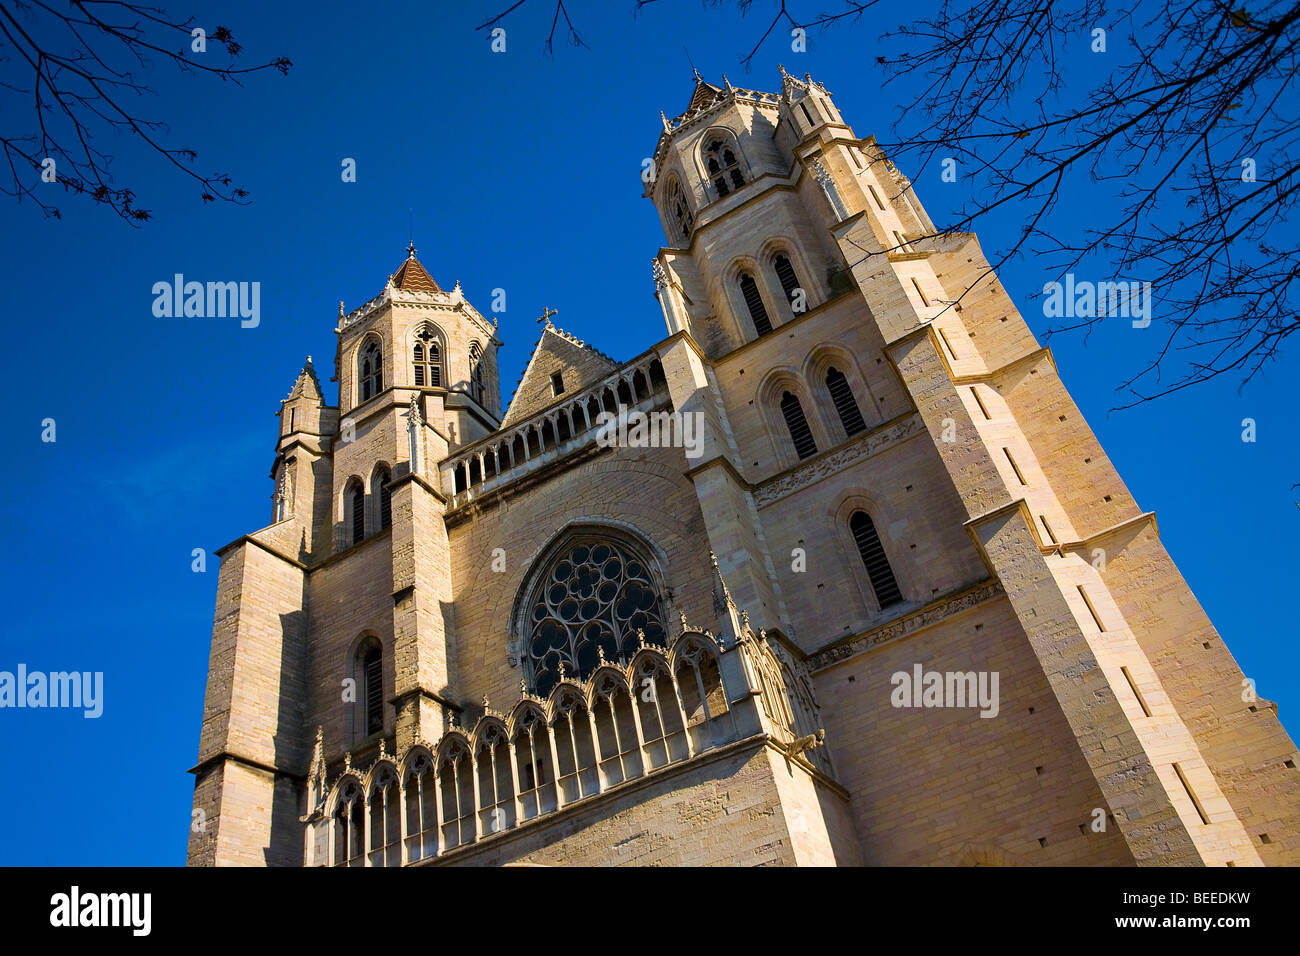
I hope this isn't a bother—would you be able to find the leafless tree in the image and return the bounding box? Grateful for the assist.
[484,0,1299,409]
[0,1,291,222]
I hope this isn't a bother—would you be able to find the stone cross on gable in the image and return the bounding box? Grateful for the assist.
[537,307,558,327]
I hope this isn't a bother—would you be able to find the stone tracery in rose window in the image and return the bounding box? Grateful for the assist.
[526,539,667,696]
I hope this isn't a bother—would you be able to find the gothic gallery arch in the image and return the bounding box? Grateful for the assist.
[511,525,671,697]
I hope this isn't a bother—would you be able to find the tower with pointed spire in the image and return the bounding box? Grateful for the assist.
[189,69,1298,869]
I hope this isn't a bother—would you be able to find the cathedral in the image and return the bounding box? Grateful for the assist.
[187,68,1299,866]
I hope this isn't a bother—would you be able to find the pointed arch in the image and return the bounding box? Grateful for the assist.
[511,524,671,697]
[371,462,392,531]
[412,322,444,388]
[468,341,486,404]
[357,333,383,403]
[698,127,747,198]
[663,173,695,244]
[402,747,438,862]
[804,343,880,440]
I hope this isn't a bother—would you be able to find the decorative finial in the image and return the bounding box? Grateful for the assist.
[520,679,528,698]
[482,694,490,711]
[343,751,352,773]
[679,608,689,630]
[406,240,417,259]
[338,300,344,319]
[660,110,671,132]
[709,550,720,570]
[692,66,703,82]
[597,646,606,665]
[637,628,647,648]
[378,737,388,760]
[722,74,733,90]
[557,661,567,682]
[741,610,751,631]
[779,63,787,76]
[537,306,558,327]
[805,73,812,84]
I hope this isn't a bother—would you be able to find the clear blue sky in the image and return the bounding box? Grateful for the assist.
[0,1,1293,865]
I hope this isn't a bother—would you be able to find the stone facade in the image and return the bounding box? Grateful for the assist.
[187,68,1299,867]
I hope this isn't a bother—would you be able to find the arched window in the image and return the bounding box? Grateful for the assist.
[739,273,772,336]
[704,138,745,196]
[773,254,805,313]
[362,642,383,736]
[348,480,365,544]
[413,326,442,387]
[850,511,902,608]
[375,466,392,530]
[358,337,382,403]
[523,537,667,696]
[780,391,818,460]
[826,367,867,436]
[468,343,485,404]
[667,179,694,242]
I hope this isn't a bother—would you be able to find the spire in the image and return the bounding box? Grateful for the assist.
[285,356,323,402]
[389,246,441,293]
[710,550,746,648]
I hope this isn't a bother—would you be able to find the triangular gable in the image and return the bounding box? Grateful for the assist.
[501,325,618,426]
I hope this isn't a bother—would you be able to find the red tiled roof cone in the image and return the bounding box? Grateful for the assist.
[389,241,441,293]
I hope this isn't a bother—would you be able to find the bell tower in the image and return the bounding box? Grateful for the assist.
[643,67,1297,866]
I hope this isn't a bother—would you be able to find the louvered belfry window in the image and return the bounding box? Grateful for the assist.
[363,646,383,735]
[413,328,441,387]
[773,254,803,310]
[378,471,392,530]
[359,338,382,402]
[850,511,902,607]
[705,140,745,197]
[351,484,365,544]
[826,367,867,436]
[780,391,818,460]
[740,274,772,336]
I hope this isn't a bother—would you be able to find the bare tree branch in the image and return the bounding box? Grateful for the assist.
[0,0,291,222]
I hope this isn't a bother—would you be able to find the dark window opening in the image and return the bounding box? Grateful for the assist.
[364,646,383,736]
[826,367,867,436]
[740,273,772,336]
[780,391,818,460]
[850,511,902,608]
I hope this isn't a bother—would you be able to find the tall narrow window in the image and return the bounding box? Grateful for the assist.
[668,179,694,242]
[826,367,867,436]
[350,482,365,544]
[469,344,485,403]
[377,468,392,531]
[413,327,442,387]
[772,254,805,313]
[704,139,744,196]
[739,273,772,336]
[780,391,818,460]
[359,338,382,402]
[363,645,383,736]
[850,511,902,607]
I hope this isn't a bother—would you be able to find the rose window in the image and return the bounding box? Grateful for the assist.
[527,540,666,696]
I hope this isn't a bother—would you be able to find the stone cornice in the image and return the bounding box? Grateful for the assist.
[188,749,305,782]
[807,578,1005,671]
[753,412,926,508]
